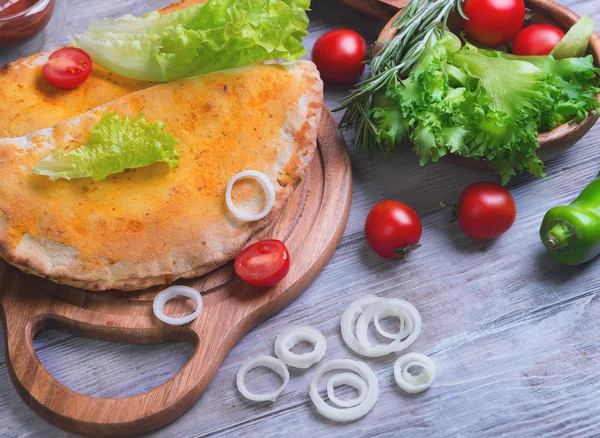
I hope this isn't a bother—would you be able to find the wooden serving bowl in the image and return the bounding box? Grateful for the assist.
[377,0,600,170]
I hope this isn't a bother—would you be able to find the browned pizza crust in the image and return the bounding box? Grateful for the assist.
[0,61,323,291]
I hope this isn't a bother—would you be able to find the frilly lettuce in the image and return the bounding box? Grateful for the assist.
[71,0,310,82]
[33,112,179,181]
[371,32,600,184]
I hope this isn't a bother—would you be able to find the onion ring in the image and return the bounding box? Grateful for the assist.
[274,326,327,369]
[152,286,203,326]
[309,359,379,422]
[341,296,422,357]
[340,295,380,355]
[373,307,414,340]
[354,299,421,357]
[394,352,436,394]
[226,170,276,221]
[326,372,369,408]
[236,355,290,402]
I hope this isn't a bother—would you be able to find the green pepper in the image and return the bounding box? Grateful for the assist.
[540,171,600,265]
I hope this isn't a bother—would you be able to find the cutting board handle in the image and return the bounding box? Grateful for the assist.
[0,109,353,438]
[1,268,223,438]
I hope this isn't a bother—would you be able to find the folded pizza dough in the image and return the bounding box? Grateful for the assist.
[0,61,323,291]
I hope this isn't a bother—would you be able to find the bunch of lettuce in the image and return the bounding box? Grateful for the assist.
[33,112,180,181]
[72,0,310,82]
[372,32,600,183]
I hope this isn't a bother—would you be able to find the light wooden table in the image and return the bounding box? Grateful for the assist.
[1,0,600,436]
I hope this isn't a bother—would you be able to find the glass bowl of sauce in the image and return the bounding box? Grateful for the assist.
[0,0,55,48]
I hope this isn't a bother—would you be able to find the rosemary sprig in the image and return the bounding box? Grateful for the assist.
[336,0,466,158]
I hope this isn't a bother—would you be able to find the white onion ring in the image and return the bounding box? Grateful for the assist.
[340,295,380,355]
[309,359,379,422]
[394,353,436,394]
[354,299,421,357]
[341,296,422,357]
[152,286,203,326]
[326,372,368,408]
[236,355,290,402]
[373,307,414,340]
[274,326,327,369]
[226,170,276,221]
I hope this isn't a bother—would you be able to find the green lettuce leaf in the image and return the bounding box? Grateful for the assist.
[369,32,600,183]
[474,49,600,127]
[85,6,203,35]
[33,112,180,181]
[71,0,310,82]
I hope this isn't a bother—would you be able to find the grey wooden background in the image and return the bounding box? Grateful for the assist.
[1,0,600,436]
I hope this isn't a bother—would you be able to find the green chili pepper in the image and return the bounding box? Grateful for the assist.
[540,171,600,265]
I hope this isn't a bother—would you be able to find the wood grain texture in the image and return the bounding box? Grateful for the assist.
[1,0,600,437]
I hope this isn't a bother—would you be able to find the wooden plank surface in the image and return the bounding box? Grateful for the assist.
[1,0,600,436]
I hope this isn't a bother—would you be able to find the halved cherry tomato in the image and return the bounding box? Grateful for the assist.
[311,29,366,84]
[458,182,516,240]
[462,0,525,46]
[42,48,92,90]
[235,239,290,287]
[511,24,565,56]
[365,200,422,260]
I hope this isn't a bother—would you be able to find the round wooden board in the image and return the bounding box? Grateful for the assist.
[0,107,352,438]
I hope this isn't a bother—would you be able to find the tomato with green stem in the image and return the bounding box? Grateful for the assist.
[365,200,422,260]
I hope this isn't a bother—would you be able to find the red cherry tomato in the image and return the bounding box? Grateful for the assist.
[311,29,366,84]
[458,182,517,240]
[42,48,92,90]
[511,24,565,56]
[462,0,525,46]
[234,239,290,287]
[365,200,422,259]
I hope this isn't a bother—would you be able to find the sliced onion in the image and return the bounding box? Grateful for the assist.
[226,170,275,221]
[341,296,422,358]
[326,372,368,408]
[274,325,327,369]
[394,352,436,394]
[309,359,379,422]
[373,306,414,340]
[355,299,421,357]
[236,355,289,402]
[340,295,380,355]
[152,286,203,326]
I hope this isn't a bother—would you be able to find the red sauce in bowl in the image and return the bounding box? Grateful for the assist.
[0,0,55,47]
[0,0,39,17]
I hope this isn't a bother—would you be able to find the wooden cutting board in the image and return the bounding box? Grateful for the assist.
[0,108,352,438]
